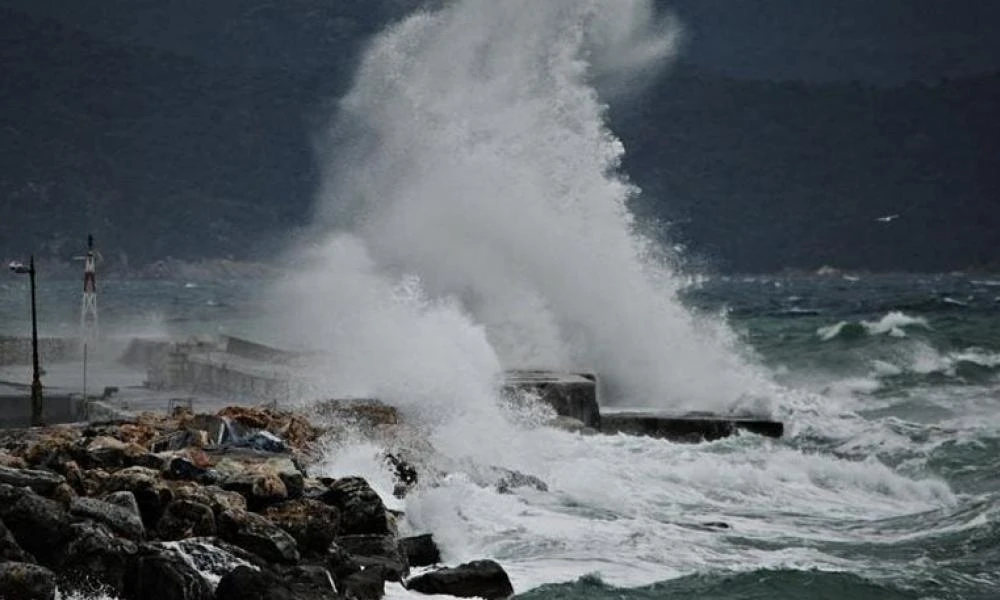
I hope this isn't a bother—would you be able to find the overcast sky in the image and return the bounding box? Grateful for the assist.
[5,0,1000,84]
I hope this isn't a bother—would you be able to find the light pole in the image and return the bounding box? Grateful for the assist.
[9,256,43,426]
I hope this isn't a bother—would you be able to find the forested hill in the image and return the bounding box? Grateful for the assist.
[1,7,997,274]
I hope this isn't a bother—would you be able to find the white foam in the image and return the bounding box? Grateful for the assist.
[270,0,770,413]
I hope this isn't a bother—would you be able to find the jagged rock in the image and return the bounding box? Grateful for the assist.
[165,456,212,482]
[382,453,418,498]
[170,482,247,515]
[341,569,384,600]
[319,477,390,535]
[0,484,72,566]
[123,544,214,600]
[263,499,340,555]
[214,457,300,510]
[0,465,66,495]
[336,534,408,582]
[0,562,56,600]
[280,565,340,600]
[105,490,143,518]
[157,499,217,540]
[22,430,77,471]
[168,538,267,585]
[58,520,138,597]
[325,541,363,590]
[50,482,77,508]
[83,435,147,470]
[400,534,441,567]
[0,450,28,469]
[105,466,174,529]
[217,508,300,564]
[493,468,548,495]
[405,560,514,599]
[0,516,35,563]
[215,566,297,600]
[70,497,146,541]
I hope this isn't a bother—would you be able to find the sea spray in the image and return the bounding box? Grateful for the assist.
[276,0,768,414]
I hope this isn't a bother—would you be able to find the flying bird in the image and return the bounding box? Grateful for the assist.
[874,214,899,223]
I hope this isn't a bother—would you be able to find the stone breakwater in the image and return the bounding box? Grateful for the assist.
[0,403,516,600]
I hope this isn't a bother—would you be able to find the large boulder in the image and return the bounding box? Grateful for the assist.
[340,569,384,600]
[0,465,66,496]
[263,499,340,556]
[0,562,56,600]
[214,566,297,600]
[0,484,72,566]
[214,457,304,510]
[57,520,139,597]
[0,516,35,563]
[80,435,147,470]
[405,560,514,600]
[105,466,174,529]
[217,509,300,564]
[157,499,217,540]
[400,534,441,568]
[319,477,390,535]
[70,496,146,541]
[169,482,247,516]
[336,534,408,582]
[123,544,215,600]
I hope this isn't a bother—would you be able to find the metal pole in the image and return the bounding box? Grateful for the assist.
[29,255,43,427]
[83,342,88,400]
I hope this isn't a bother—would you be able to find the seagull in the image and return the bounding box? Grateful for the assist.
[875,214,900,223]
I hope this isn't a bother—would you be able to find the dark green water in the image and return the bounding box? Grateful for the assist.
[2,274,997,599]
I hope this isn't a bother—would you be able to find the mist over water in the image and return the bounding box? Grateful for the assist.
[278,0,767,414]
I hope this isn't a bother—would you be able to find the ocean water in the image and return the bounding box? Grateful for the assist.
[4,274,998,600]
[3,0,997,598]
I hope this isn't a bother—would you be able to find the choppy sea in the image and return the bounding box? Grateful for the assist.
[2,272,997,599]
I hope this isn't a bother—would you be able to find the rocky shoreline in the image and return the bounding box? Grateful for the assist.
[0,403,516,600]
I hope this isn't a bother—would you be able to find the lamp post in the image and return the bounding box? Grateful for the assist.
[9,256,43,426]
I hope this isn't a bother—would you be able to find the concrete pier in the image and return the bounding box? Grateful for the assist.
[110,335,785,443]
[502,370,601,429]
[599,410,784,442]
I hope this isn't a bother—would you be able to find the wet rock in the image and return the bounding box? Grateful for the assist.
[0,465,66,496]
[341,568,384,600]
[325,541,363,590]
[58,520,138,597]
[170,482,247,515]
[263,499,340,556]
[400,534,441,568]
[105,490,142,518]
[70,496,146,541]
[405,560,514,599]
[165,456,211,482]
[123,544,214,600]
[336,534,408,582]
[382,453,418,498]
[280,565,340,600]
[0,516,35,563]
[157,499,217,540]
[215,566,296,600]
[320,477,390,535]
[168,538,267,585]
[0,483,72,566]
[0,450,28,469]
[83,435,147,470]
[217,508,300,564]
[105,466,174,529]
[215,458,296,510]
[492,467,548,495]
[50,482,77,508]
[0,561,56,600]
